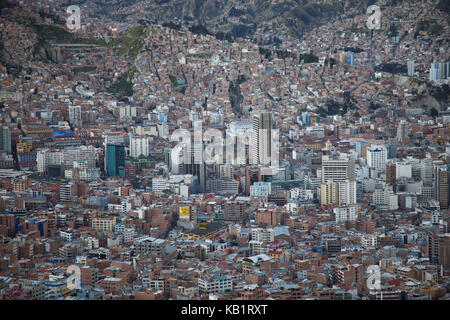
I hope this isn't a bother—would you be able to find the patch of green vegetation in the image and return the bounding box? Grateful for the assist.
[112,24,145,59]
[189,24,212,36]
[259,47,272,60]
[35,24,76,42]
[168,75,177,86]
[231,24,254,38]
[275,49,296,60]
[72,66,97,73]
[415,19,442,37]
[214,31,233,42]
[107,66,137,97]
[34,24,108,46]
[299,53,319,64]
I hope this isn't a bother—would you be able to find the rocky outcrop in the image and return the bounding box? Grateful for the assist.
[32,41,65,64]
[410,95,444,112]
[403,78,450,112]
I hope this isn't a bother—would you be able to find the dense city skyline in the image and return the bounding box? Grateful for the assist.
[0,0,449,303]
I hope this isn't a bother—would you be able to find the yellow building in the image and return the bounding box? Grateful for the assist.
[320,181,338,206]
[92,217,116,232]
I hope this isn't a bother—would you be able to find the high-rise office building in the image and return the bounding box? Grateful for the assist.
[430,63,440,82]
[428,234,450,268]
[345,52,355,66]
[387,137,397,159]
[421,158,434,187]
[320,181,338,206]
[337,180,357,206]
[320,180,356,206]
[129,135,150,158]
[227,121,252,165]
[0,126,11,153]
[60,183,76,202]
[429,62,449,82]
[180,131,206,193]
[439,61,449,81]
[251,111,273,165]
[68,105,82,128]
[62,146,96,170]
[386,161,397,192]
[105,144,125,177]
[37,149,63,173]
[434,165,449,210]
[321,154,355,183]
[397,120,408,143]
[367,145,387,173]
[407,60,415,76]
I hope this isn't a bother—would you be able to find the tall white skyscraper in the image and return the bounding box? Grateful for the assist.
[428,62,449,82]
[37,149,63,173]
[62,146,96,170]
[397,120,408,143]
[337,180,357,206]
[68,105,82,128]
[321,154,355,183]
[227,121,252,165]
[421,158,433,186]
[251,111,273,165]
[130,135,150,158]
[367,145,387,173]
[407,60,415,76]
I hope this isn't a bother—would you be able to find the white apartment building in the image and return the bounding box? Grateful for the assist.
[249,240,268,255]
[130,135,150,158]
[68,105,82,128]
[60,229,74,242]
[290,188,314,201]
[367,145,387,173]
[337,180,357,206]
[321,154,355,183]
[251,227,275,243]
[361,234,377,249]
[250,182,271,197]
[37,149,63,173]
[62,146,97,170]
[85,236,100,249]
[334,205,359,223]
[123,227,135,243]
[373,183,398,210]
[152,177,168,193]
[198,275,233,295]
